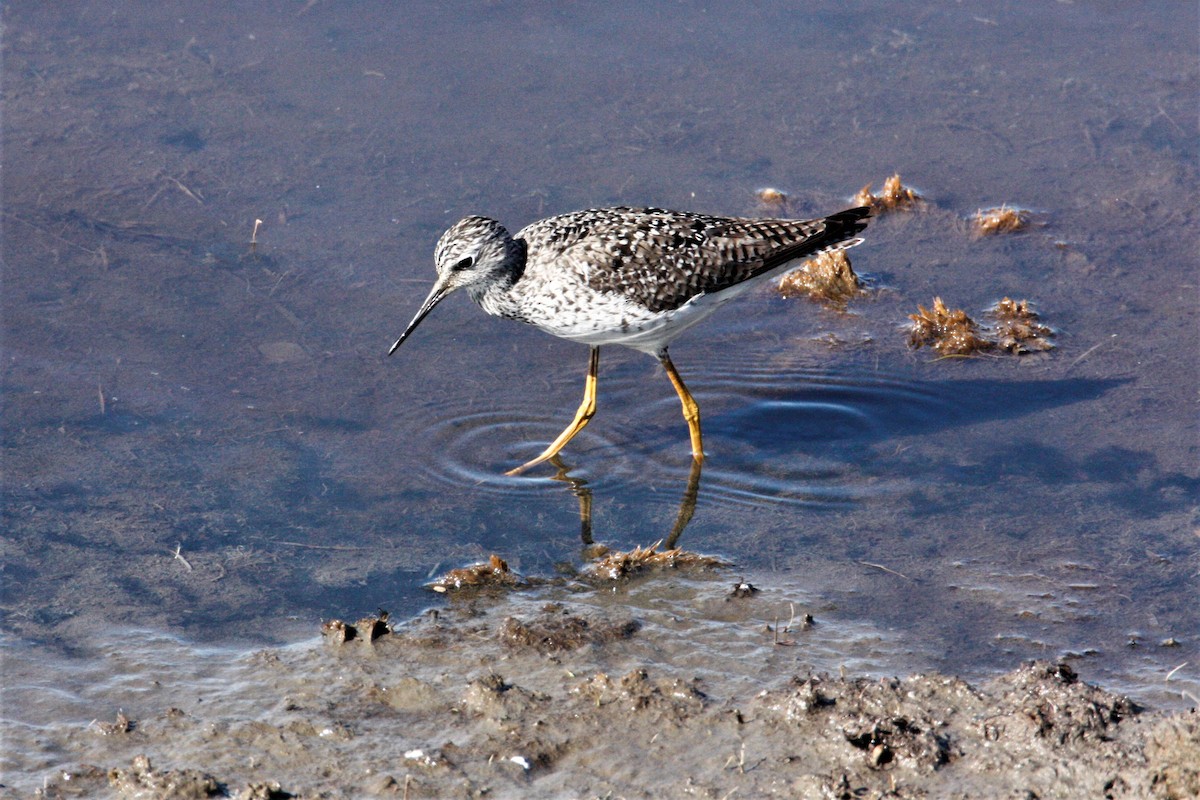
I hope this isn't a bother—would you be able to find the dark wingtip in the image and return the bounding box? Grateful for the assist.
[835,205,872,223]
[829,206,872,237]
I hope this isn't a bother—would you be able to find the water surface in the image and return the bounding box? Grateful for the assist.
[3,0,1197,791]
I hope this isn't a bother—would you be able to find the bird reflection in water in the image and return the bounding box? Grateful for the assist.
[546,456,703,553]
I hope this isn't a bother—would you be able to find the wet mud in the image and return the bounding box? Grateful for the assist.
[26,596,1200,799]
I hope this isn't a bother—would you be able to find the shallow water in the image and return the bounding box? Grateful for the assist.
[3,0,1197,792]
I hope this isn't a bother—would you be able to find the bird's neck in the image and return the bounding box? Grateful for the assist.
[470,238,529,322]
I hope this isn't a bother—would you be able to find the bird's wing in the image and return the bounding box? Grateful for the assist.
[546,207,869,313]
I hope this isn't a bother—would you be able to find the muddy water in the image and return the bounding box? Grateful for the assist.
[2,1,1197,795]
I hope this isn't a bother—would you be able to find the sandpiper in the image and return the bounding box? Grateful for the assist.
[389,205,869,475]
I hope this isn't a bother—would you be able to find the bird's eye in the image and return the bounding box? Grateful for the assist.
[451,256,474,272]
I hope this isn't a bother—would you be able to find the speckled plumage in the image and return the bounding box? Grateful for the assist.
[389,204,870,472]
[519,206,867,314]
[399,205,869,356]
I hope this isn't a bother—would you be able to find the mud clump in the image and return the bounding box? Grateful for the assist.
[577,668,708,719]
[236,783,294,800]
[108,754,221,798]
[759,674,959,773]
[460,672,549,721]
[990,661,1138,745]
[843,715,952,771]
[92,710,135,736]
[500,608,640,653]
[320,610,390,645]
[751,660,1154,797]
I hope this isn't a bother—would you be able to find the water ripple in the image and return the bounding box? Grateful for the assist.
[401,350,942,512]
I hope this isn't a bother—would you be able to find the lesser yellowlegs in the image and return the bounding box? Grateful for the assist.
[389,205,870,475]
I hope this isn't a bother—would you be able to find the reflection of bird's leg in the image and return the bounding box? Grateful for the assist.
[549,453,701,555]
[548,455,594,546]
[507,346,600,476]
[658,347,704,462]
[664,457,703,550]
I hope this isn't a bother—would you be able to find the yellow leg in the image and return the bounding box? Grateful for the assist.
[506,347,600,476]
[659,349,704,462]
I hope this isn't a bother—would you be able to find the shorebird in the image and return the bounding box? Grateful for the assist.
[389,205,869,475]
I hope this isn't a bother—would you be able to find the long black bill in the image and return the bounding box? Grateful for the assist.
[387,276,452,355]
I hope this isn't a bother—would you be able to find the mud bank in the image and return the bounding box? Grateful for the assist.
[24,596,1199,800]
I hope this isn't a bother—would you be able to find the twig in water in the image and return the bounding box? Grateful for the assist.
[1066,339,1109,371]
[169,176,204,205]
[859,560,912,581]
[271,540,367,551]
[773,614,796,647]
[250,218,263,253]
[173,544,193,572]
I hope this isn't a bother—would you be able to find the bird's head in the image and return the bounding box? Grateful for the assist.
[388,216,519,355]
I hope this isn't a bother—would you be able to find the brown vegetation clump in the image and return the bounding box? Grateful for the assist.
[987,297,1055,353]
[853,173,921,211]
[908,297,994,356]
[428,554,526,593]
[585,542,725,581]
[974,205,1029,235]
[908,297,1057,357]
[777,250,865,308]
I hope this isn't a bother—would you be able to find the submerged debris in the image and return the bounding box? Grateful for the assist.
[853,173,922,211]
[908,297,994,356]
[584,542,726,581]
[974,205,1030,235]
[809,331,875,349]
[429,554,526,593]
[908,297,1056,357]
[777,250,866,308]
[755,186,789,210]
[986,297,1055,353]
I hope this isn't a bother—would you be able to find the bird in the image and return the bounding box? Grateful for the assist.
[389,205,870,475]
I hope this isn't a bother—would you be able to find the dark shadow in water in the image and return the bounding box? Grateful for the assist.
[548,455,703,551]
[717,377,1128,454]
[950,440,1199,518]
